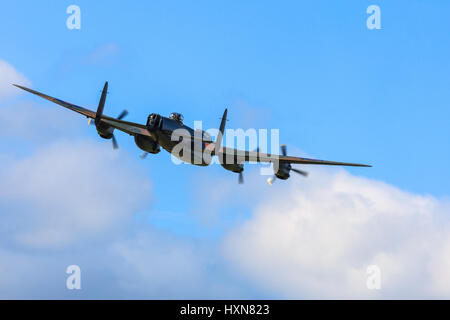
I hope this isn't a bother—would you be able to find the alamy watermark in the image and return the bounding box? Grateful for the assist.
[66,5,81,30]
[169,121,280,176]
[367,5,381,30]
[366,265,381,290]
[66,265,82,290]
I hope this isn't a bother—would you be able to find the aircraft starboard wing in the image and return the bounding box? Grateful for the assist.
[219,147,371,167]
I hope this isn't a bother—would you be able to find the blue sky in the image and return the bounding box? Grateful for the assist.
[1,1,450,299]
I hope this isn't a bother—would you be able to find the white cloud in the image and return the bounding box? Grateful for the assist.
[109,231,249,299]
[0,60,85,141]
[1,136,450,298]
[0,101,84,141]
[0,139,151,248]
[0,60,30,99]
[223,168,450,299]
[112,231,206,298]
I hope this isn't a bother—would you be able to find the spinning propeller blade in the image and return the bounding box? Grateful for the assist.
[267,145,309,184]
[140,152,148,159]
[112,135,119,150]
[292,168,309,177]
[117,109,129,120]
[238,172,244,184]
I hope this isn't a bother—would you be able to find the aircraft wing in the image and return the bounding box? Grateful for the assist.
[13,84,151,137]
[219,147,371,167]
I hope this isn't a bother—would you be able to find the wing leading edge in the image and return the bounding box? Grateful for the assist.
[220,147,371,167]
[13,84,151,137]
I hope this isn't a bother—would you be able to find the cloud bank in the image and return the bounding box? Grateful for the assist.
[0,140,151,248]
[223,169,450,299]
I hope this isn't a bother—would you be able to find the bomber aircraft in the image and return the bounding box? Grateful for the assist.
[13,82,371,184]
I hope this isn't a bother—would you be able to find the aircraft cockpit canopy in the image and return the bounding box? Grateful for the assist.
[169,112,184,124]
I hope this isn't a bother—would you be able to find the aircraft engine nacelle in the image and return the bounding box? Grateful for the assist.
[134,134,160,154]
[96,123,115,140]
[221,160,244,184]
[220,162,244,174]
[274,162,291,180]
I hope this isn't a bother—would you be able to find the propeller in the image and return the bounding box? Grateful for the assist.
[281,144,287,156]
[292,168,309,177]
[89,109,129,150]
[267,145,309,185]
[140,152,148,159]
[110,109,129,150]
[88,82,130,150]
[238,172,244,184]
[117,109,128,120]
[237,146,263,184]
[112,135,119,149]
